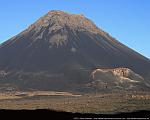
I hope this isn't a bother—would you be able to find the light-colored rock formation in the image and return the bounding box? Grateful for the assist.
[89,68,148,90]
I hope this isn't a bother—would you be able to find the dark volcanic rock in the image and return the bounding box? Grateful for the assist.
[0,10,150,91]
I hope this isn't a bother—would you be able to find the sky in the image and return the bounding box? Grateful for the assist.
[0,0,150,58]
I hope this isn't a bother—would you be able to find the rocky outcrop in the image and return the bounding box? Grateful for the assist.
[88,68,148,90]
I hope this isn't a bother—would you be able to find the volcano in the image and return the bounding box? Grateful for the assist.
[0,10,150,91]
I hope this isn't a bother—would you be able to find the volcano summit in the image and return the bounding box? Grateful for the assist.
[0,10,150,91]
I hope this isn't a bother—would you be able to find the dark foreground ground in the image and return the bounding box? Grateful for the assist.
[0,109,150,119]
[0,91,150,119]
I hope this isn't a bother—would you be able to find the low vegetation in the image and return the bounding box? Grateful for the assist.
[0,91,149,114]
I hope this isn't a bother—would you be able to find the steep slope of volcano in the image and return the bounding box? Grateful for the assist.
[0,10,150,91]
